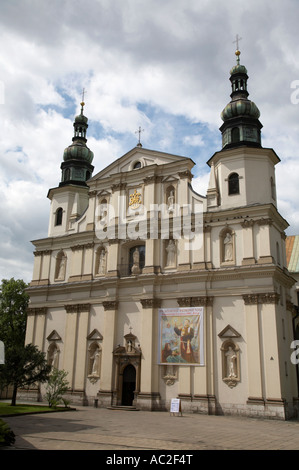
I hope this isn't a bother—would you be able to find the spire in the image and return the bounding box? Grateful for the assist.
[219,42,263,150]
[59,93,94,187]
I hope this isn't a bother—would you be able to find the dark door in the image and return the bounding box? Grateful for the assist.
[122,364,136,406]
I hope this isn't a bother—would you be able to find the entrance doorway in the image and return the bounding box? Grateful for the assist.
[122,364,136,406]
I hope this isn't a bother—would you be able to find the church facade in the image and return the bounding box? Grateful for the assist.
[25,50,298,419]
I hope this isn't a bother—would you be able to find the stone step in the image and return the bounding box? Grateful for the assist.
[107,406,140,411]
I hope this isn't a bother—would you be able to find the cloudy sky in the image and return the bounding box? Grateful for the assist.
[1,0,299,283]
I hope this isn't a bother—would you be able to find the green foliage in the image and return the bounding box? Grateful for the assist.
[0,344,51,406]
[0,278,51,405]
[45,368,70,408]
[0,278,29,347]
[0,419,15,446]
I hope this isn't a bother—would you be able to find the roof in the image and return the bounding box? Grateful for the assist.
[286,236,299,273]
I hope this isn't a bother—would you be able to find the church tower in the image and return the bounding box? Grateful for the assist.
[47,98,94,237]
[207,48,280,212]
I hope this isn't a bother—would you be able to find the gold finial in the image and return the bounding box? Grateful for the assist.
[80,88,87,112]
[233,35,242,65]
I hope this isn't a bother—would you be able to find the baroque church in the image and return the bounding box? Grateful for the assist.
[25,49,299,419]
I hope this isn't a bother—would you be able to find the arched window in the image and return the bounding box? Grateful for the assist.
[231,127,240,143]
[133,161,141,169]
[55,207,63,226]
[228,173,239,195]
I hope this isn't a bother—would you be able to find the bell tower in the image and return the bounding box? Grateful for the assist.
[47,97,94,236]
[60,94,94,186]
[206,46,280,211]
[220,48,262,149]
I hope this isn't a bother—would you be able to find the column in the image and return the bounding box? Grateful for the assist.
[25,307,47,349]
[106,239,119,277]
[241,219,255,265]
[74,304,90,391]
[243,294,263,403]
[63,305,79,388]
[31,251,42,285]
[204,225,212,268]
[139,298,161,410]
[69,245,83,281]
[257,218,274,264]
[259,294,283,403]
[82,243,94,281]
[98,301,118,406]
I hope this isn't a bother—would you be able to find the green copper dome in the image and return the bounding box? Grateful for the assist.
[221,99,260,121]
[74,112,88,125]
[63,140,94,163]
[230,63,248,75]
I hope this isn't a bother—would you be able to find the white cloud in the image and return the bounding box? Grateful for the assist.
[0,0,298,282]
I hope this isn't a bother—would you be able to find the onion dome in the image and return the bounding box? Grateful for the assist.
[59,100,94,187]
[219,50,263,150]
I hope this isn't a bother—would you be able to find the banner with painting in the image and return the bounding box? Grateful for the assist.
[158,307,204,365]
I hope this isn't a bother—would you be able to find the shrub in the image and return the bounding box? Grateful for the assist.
[0,419,15,446]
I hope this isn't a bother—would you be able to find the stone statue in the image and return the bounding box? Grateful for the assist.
[167,190,175,211]
[91,349,100,376]
[131,248,141,274]
[224,233,233,261]
[57,254,66,280]
[98,249,106,274]
[225,346,237,378]
[166,240,176,266]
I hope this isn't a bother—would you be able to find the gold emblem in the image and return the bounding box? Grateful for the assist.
[129,189,142,210]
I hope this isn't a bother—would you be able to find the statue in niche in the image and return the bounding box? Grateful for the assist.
[56,253,67,280]
[223,232,233,262]
[48,344,60,370]
[225,346,237,378]
[167,189,175,212]
[166,240,176,267]
[221,341,240,388]
[97,249,106,275]
[131,247,141,274]
[91,350,100,376]
[88,344,101,379]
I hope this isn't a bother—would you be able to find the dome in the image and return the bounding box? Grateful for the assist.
[221,99,260,122]
[230,63,248,76]
[74,113,88,125]
[63,141,94,163]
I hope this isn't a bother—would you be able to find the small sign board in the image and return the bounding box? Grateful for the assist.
[170,398,182,416]
[0,341,4,365]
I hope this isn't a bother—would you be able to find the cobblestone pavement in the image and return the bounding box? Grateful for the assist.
[2,405,299,451]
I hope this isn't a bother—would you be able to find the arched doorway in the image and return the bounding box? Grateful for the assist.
[122,364,136,406]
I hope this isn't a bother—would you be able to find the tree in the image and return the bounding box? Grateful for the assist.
[0,278,51,405]
[0,278,29,347]
[0,344,51,406]
[45,368,69,407]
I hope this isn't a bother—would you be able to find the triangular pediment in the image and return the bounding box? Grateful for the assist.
[47,330,62,341]
[218,325,241,338]
[87,329,103,341]
[89,147,193,182]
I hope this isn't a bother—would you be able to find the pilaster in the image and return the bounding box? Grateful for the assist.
[98,301,118,405]
[138,298,161,410]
